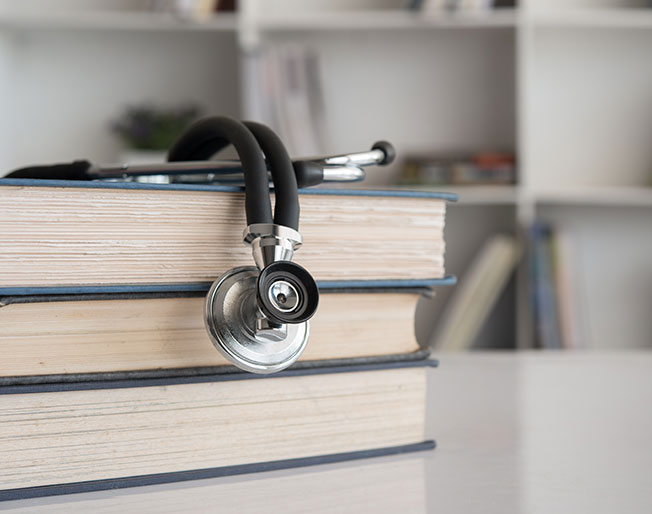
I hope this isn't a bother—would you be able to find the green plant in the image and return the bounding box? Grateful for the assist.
[111,104,201,151]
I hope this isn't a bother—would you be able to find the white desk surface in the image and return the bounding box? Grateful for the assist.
[3,352,652,513]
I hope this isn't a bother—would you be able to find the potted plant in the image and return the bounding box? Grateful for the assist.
[111,104,201,164]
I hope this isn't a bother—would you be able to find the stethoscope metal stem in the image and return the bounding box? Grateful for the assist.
[88,147,389,183]
[321,148,386,168]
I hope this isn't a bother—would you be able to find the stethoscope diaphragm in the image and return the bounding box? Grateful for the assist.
[204,266,310,374]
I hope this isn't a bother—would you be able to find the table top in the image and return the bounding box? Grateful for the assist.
[4,352,652,513]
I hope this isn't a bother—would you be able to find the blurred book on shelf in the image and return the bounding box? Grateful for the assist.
[405,0,426,10]
[258,46,328,158]
[148,0,236,18]
[419,0,516,13]
[431,233,521,352]
[530,222,584,350]
[400,151,516,186]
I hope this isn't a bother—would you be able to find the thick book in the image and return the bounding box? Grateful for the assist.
[0,359,435,501]
[0,283,452,379]
[0,179,455,290]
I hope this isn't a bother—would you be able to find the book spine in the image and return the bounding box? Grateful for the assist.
[531,223,562,350]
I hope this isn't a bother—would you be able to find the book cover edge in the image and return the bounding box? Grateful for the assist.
[0,276,457,297]
[0,177,458,202]
[0,357,438,393]
[0,440,436,502]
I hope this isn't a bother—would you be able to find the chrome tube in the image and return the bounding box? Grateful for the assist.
[88,143,392,184]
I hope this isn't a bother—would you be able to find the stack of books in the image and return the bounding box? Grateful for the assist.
[0,178,455,500]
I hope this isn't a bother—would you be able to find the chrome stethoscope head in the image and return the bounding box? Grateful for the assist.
[203,227,319,375]
[204,265,313,374]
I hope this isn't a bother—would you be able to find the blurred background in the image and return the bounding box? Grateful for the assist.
[0,0,650,352]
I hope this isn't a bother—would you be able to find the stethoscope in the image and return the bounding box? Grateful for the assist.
[6,115,395,374]
[170,116,323,374]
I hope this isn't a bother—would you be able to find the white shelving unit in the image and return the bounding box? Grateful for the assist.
[0,0,650,350]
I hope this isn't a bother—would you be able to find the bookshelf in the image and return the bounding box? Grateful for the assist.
[0,0,650,350]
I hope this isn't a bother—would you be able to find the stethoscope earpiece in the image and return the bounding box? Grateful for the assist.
[173,116,319,374]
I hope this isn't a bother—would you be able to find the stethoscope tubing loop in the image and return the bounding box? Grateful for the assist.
[168,116,280,227]
[242,121,299,230]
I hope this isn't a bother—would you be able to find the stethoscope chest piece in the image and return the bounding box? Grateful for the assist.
[204,266,310,374]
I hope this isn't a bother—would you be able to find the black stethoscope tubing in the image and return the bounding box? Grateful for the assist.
[167,116,299,231]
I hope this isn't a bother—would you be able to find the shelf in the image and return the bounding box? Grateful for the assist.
[1,7,651,34]
[396,185,519,205]
[395,185,652,207]
[0,8,516,34]
[0,10,237,32]
[256,9,518,32]
[529,8,652,30]
[256,7,652,32]
[531,186,652,208]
